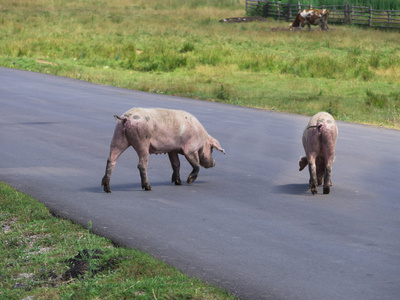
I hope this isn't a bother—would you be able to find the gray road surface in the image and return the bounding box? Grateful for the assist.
[1,68,399,299]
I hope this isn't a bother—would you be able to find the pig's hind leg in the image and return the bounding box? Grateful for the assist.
[307,155,318,195]
[137,151,152,191]
[323,156,334,194]
[168,152,182,185]
[316,156,326,186]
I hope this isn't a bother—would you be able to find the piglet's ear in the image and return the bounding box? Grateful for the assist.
[209,136,226,154]
[299,156,308,171]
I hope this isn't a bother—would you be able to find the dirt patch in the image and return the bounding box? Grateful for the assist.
[2,217,17,234]
[219,16,267,23]
[35,59,56,65]
[271,26,334,32]
[270,27,290,31]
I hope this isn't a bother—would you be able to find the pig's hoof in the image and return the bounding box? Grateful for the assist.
[323,187,330,194]
[102,179,111,193]
[187,175,197,184]
[142,184,152,191]
[171,175,182,185]
[310,185,318,195]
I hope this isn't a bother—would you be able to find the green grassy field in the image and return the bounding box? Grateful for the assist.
[1,0,399,128]
[0,182,237,299]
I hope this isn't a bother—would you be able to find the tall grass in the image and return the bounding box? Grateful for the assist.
[0,0,399,128]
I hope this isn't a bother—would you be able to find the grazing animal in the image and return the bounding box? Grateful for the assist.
[289,9,329,31]
[299,112,338,195]
[101,108,225,192]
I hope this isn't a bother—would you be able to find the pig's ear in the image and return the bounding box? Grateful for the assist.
[299,156,308,171]
[209,136,226,154]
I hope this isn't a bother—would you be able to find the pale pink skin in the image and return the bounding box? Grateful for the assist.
[299,112,338,195]
[102,108,225,192]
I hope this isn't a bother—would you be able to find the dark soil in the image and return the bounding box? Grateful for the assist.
[62,249,123,281]
[219,16,267,23]
[63,249,104,280]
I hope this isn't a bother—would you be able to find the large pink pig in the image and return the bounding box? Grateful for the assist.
[102,108,225,192]
[299,112,338,195]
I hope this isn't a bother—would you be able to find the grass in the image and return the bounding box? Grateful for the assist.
[0,0,399,128]
[0,182,237,299]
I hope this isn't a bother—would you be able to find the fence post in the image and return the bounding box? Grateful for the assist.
[344,1,349,24]
[369,5,372,27]
[287,3,292,21]
[387,9,391,27]
[298,1,301,12]
[277,1,281,20]
[351,3,354,24]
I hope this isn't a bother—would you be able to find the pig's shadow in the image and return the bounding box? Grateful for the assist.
[82,183,140,193]
[84,181,204,193]
[272,183,309,195]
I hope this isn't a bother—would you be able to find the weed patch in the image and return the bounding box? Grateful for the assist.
[365,90,388,109]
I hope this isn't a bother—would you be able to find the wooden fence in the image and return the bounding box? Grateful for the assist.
[246,1,400,29]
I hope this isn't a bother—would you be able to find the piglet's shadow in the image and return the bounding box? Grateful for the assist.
[272,184,309,195]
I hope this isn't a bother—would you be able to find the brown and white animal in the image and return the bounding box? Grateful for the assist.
[101,108,225,192]
[299,112,338,195]
[289,9,329,31]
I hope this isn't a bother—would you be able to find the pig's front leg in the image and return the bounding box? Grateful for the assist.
[102,158,114,193]
[185,152,200,184]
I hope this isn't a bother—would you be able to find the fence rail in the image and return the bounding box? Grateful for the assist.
[246,0,400,29]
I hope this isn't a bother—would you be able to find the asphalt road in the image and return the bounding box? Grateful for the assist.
[1,67,399,299]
